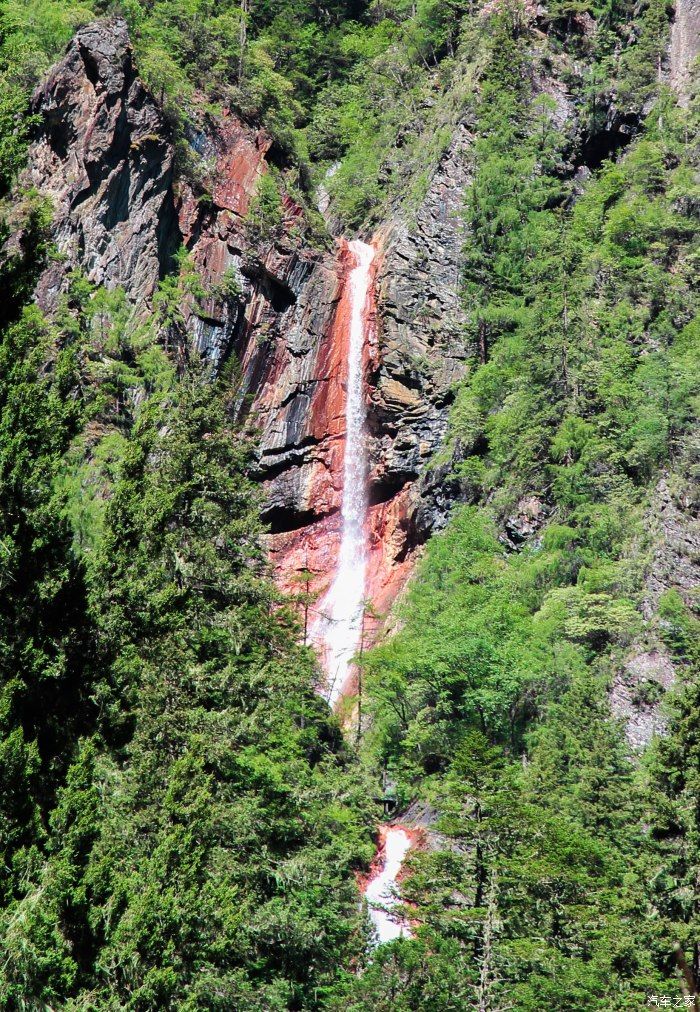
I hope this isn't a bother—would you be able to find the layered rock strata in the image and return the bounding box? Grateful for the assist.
[21,18,476,643]
[15,15,698,715]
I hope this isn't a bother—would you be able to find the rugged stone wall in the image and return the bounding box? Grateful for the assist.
[25,19,179,312]
[369,122,472,510]
[23,18,347,533]
[610,451,700,750]
[15,14,698,714]
[19,19,431,625]
[20,18,486,628]
[175,114,348,529]
[670,0,700,105]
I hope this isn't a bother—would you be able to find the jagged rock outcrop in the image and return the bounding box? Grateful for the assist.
[502,496,549,548]
[670,0,700,105]
[643,471,700,617]
[18,17,591,628]
[611,450,700,750]
[23,18,348,529]
[611,648,676,751]
[25,19,179,311]
[175,115,348,526]
[369,124,471,527]
[14,14,698,707]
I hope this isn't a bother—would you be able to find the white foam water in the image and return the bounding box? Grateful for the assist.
[365,828,413,944]
[314,239,375,706]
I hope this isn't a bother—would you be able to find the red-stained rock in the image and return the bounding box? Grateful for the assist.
[356,823,427,895]
[211,114,271,217]
[266,239,420,674]
[366,487,419,629]
[20,18,429,701]
[265,240,357,608]
[269,512,342,612]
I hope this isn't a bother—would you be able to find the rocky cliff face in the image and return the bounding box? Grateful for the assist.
[22,17,465,627]
[670,0,700,104]
[18,15,620,637]
[370,124,471,507]
[23,15,696,671]
[272,114,484,619]
[25,20,179,312]
[24,21,344,506]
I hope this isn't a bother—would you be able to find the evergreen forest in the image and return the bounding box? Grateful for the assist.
[0,0,698,1009]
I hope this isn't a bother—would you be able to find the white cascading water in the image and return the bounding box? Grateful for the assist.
[314,239,375,706]
[311,243,412,946]
[365,828,413,944]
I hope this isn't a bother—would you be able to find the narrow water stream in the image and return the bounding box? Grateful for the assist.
[313,239,375,706]
[364,828,413,944]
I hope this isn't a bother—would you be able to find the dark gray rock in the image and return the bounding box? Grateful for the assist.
[25,18,180,311]
[368,123,472,524]
[504,496,549,546]
[19,16,346,531]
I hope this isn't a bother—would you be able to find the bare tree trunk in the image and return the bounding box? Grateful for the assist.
[477,869,499,1012]
[478,318,488,365]
[674,942,697,1006]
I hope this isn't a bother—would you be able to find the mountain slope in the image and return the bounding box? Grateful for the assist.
[0,0,698,1009]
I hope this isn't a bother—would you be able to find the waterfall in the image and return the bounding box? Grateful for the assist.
[364,828,413,944]
[308,243,413,947]
[314,239,375,706]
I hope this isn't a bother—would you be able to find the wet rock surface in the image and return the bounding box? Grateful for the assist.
[22,16,695,686]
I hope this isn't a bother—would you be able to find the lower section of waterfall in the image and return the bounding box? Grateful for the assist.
[313,239,375,707]
[364,828,413,945]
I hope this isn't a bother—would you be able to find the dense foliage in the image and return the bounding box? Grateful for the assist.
[0,210,374,1008]
[347,10,700,1010]
[0,0,698,1009]
[0,357,374,1008]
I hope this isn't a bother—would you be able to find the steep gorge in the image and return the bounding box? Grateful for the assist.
[12,21,480,948]
[310,238,375,706]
